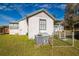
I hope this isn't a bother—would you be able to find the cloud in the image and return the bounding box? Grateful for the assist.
[0,14,16,22]
[0,4,25,17]
[34,4,67,10]
[39,4,49,8]
[34,4,52,9]
[0,5,6,10]
[0,4,13,10]
[57,17,64,20]
[8,4,26,17]
[54,4,67,10]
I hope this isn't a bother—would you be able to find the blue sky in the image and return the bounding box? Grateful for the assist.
[0,3,67,25]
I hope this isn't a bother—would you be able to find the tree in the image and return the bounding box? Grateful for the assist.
[64,3,79,29]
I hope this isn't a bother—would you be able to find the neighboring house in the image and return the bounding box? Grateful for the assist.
[27,9,55,39]
[54,20,64,32]
[54,24,64,32]
[0,25,9,34]
[9,18,27,35]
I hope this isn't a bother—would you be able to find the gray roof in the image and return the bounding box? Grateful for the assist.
[9,21,18,24]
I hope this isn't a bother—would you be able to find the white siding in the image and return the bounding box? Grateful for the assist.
[9,19,28,35]
[18,19,27,35]
[54,25,64,32]
[9,25,18,35]
[28,12,54,39]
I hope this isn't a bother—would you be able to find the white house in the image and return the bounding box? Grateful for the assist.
[27,9,55,39]
[54,20,64,33]
[54,24,64,32]
[9,18,28,35]
[9,9,56,39]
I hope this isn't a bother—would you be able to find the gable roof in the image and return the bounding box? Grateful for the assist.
[27,9,56,21]
[17,16,27,22]
[9,9,56,24]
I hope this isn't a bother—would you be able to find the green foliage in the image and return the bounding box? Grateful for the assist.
[65,4,79,29]
[26,33,28,36]
[53,35,59,40]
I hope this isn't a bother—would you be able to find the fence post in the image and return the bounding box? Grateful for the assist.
[72,26,74,47]
[64,30,66,40]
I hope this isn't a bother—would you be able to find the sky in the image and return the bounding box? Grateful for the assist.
[0,3,67,25]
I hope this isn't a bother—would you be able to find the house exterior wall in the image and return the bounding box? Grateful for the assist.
[0,28,3,34]
[28,12,54,39]
[54,25,64,32]
[9,28,18,35]
[9,19,27,35]
[4,27,9,34]
[0,26,9,34]
[18,19,27,35]
[9,24,18,35]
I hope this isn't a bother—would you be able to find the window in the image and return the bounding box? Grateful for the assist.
[10,23,19,29]
[39,19,46,30]
[75,7,79,15]
[76,9,79,15]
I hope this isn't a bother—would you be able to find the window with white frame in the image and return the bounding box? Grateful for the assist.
[39,19,46,30]
[9,23,19,29]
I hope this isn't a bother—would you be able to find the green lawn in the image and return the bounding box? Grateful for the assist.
[0,35,79,56]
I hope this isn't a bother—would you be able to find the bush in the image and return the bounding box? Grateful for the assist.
[54,35,59,39]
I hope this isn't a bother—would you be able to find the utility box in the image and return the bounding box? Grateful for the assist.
[35,33,49,45]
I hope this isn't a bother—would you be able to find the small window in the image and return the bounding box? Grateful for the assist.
[39,19,46,30]
[10,23,19,29]
[75,7,79,15]
[76,9,79,15]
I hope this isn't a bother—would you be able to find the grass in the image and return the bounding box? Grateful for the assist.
[0,35,52,56]
[0,34,79,56]
[53,40,79,56]
[53,38,73,46]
